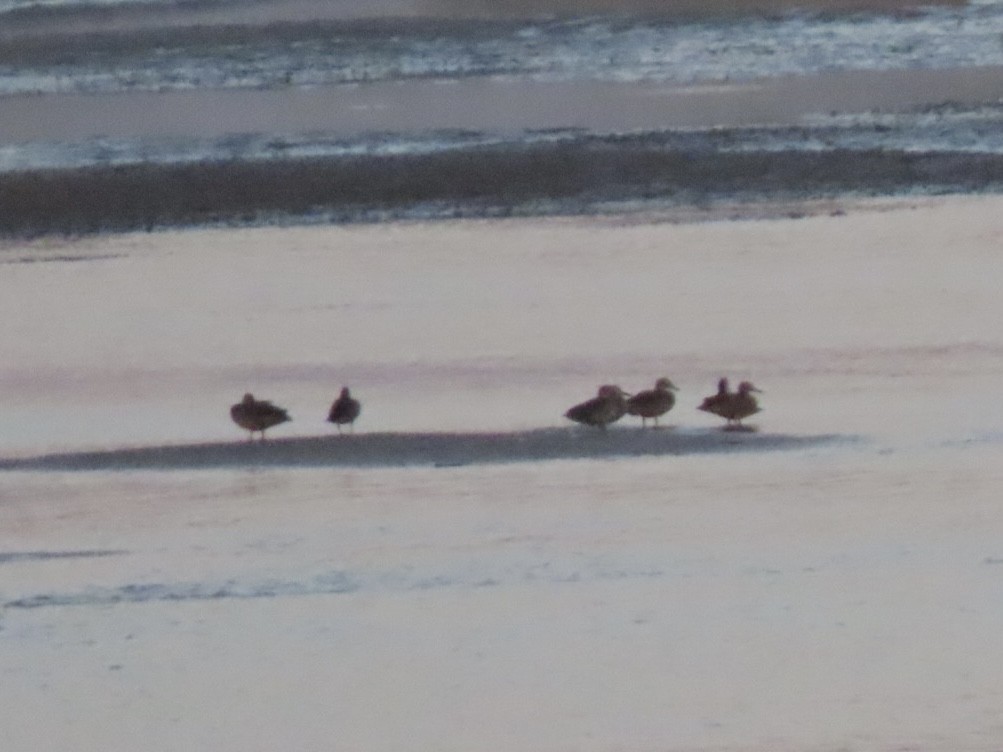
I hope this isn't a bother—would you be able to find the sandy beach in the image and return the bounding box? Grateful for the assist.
[3,0,1003,747]
[3,194,1003,750]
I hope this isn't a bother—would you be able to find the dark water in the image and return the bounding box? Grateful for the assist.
[3,2,1002,97]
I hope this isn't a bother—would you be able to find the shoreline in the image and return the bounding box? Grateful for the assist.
[0,192,987,251]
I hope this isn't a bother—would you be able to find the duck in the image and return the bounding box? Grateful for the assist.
[698,377,730,416]
[724,381,763,429]
[626,377,678,428]
[564,384,630,429]
[230,393,291,440]
[327,386,361,432]
[698,379,762,429]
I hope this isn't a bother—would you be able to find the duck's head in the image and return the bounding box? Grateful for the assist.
[655,377,678,392]
[737,381,762,394]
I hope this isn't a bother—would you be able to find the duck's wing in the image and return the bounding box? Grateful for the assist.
[259,402,291,423]
[565,397,600,423]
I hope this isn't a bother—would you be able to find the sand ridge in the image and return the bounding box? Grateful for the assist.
[0,428,844,471]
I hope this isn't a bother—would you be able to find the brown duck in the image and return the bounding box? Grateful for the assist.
[699,379,762,429]
[626,377,678,428]
[230,393,291,440]
[564,384,630,430]
[698,377,730,416]
[327,386,361,432]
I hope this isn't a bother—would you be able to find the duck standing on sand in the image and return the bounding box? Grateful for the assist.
[230,393,291,441]
[725,381,763,429]
[626,377,678,428]
[698,379,762,430]
[327,386,361,432]
[564,384,630,430]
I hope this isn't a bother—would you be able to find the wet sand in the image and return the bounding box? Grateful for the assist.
[3,65,1002,144]
[0,429,842,471]
[3,195,1003,751]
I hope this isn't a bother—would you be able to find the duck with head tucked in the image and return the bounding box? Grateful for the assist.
[327,386,361,433]
[564,384,630,430]
[699,378,762,430]
[230,393,291,441]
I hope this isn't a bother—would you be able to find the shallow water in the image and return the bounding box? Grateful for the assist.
[5,2,1002,96]
[2,0,1003,172]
